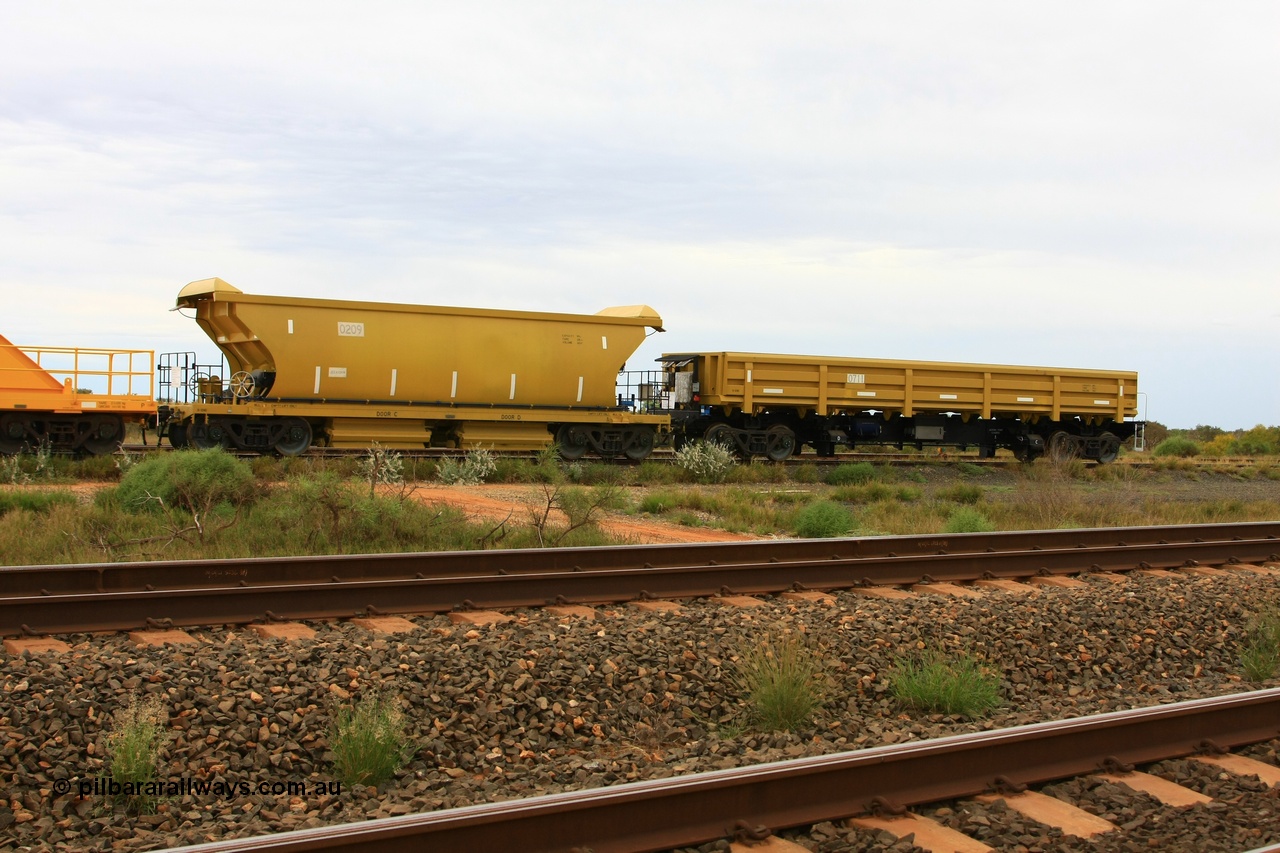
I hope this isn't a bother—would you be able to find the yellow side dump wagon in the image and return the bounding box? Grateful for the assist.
[163,279,667,457]
[0,332,155,455]
[658,351,1140,463]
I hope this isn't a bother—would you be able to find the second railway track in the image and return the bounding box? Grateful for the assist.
[4,521,1279,637]
[100,689,1280,853]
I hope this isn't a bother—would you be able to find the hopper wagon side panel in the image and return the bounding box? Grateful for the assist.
[183,280,656,408]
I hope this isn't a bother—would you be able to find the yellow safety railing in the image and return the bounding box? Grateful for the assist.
[20,345,155,398]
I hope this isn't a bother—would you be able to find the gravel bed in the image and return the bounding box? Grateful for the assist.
[2,568,1279,852]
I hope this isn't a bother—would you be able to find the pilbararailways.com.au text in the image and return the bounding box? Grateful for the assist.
[55,778,343,798]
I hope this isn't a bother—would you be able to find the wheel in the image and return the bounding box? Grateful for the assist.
[1096,431,1120,464]
[166,422,189,449]
[186,420,230,450]
[764,424,796,461]
[0,415,27,455]
[1047,430,1078,462]
[273,418,313,457]
[556,424,590,460]
[80,415,124,456]
[623,426,655,461]
[704,423,738,455]
[229,371,256,400]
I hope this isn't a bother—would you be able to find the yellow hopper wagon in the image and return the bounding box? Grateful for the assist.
[0,332,156,455]
[644,351,1139,463]
[160,278,667,458]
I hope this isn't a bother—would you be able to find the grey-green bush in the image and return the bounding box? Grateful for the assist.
[674,440,737,483]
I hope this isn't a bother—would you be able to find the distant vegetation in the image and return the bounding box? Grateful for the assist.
[1143,423,1280,459]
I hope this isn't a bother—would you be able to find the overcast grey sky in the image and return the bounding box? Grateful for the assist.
[2,2,1277,429]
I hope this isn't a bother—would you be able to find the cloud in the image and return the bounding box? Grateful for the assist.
[1,2,1278,428]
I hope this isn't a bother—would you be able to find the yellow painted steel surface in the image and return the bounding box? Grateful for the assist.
[177,279,662,408]
[0,332,155,417]
[674,352,1138,422]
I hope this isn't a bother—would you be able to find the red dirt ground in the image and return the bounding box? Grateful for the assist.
[405,484,759,545]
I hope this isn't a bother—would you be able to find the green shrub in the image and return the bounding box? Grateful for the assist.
[76,453,126,481]
[0,489,77,515]
[104,694,169,812]
[943,506,995,533]
[956,462,984,477]
[329,692,415,787]
[114,449,256,514]
[240,472,475,555]
[890,649,1002,718]
[638,492,677,514]
[1152,436,1200,458]
[830,482,893,503]
[490,455,547,483]
[731,634,825,732]
[937,484,984,505]
[248,455,286,481]
[791,463,820,484]
[724,461,790,484]
[632,460,681,485]
[824,462,877,486]
[1241,608,1280,682]
[794,500,853,538]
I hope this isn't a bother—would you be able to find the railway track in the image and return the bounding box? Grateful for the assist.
[127,689,1280,853]
[4,521,1278,637]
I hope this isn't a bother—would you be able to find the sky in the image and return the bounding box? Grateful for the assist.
[2,2,1277,430]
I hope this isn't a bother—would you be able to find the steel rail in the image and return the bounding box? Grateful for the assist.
[5,532,1279,636]
[3,521,1277,596]
[161,688,1280,853]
